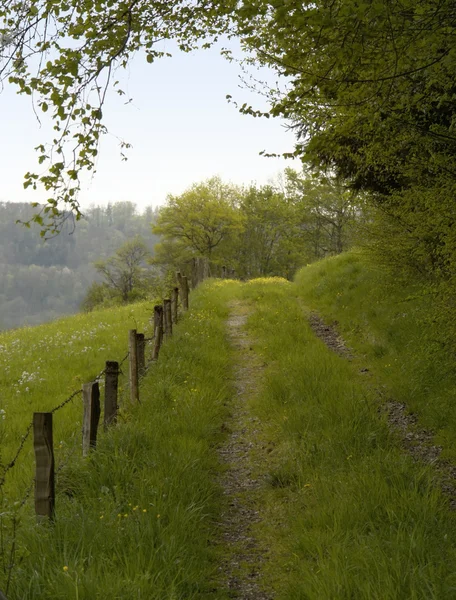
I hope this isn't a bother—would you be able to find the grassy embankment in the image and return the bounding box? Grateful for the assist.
[295,250,456,461]
[3,256,456,598]
[236,274,456,599]
[0,288,235,599]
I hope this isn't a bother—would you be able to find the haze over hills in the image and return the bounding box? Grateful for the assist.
[0,201,159,329]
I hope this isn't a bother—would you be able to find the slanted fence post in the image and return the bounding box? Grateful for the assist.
[82,382,101,457]
[104,361,119,428]
[129,329,139,403]
[152,305,164,360]
[33,412,55,521]
[164,298,172,337]
[181,276,189,311]
[171,287,179,324]
[136,332,146,378]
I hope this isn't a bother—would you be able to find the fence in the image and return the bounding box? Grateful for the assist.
[0,271,193,519]
[0,261,240,598]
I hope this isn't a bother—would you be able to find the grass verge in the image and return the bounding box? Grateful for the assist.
[239,277,456,599]
[2,282,237,599]
[294,251,456,461]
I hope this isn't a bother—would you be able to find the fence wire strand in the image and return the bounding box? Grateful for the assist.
[0,421,33,489]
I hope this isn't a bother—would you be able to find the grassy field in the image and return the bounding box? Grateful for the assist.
[294,251,456,461]
[239,276,456,599]
[2,262,456,598]
[0,302,155,502]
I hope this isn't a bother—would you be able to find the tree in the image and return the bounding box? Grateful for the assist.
[152,177,245,269]
[235,0,456,278]
[284,169,367,260]
[0,0,234,233]
[90,235,151,305]
[237,183,305,279]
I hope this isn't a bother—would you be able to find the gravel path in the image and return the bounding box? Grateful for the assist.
[216,302,273,600]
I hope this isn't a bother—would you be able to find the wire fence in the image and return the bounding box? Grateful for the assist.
[0,284,183,501]
[0,268,219,597]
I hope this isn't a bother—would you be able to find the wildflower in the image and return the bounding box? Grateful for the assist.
[63,566,69,572]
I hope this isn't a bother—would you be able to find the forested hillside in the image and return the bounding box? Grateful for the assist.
[0,202,159,329]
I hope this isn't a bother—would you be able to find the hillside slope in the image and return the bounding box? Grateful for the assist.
[295,251,456,462]
[2,269,456,599]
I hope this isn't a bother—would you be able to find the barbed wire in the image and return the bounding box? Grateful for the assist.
[50,388,82,415]
[0,421,33,489]
[0,325,161,492]
[119,351,129,368]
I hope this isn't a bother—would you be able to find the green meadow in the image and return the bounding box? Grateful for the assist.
[1,260,456,598]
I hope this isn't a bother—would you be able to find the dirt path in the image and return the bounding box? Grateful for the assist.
[215,301,273,600]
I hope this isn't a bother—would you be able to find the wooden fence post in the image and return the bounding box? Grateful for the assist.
[33,412,55,521]
[222,265,227,278]
[137,332,146,378]
[104,361,119,428]
[164,298,172,336]
[82,382,101,457]
[171,287,179,324]
[152,305,164,360]
[129,329,139,403]
[181,276,189,311]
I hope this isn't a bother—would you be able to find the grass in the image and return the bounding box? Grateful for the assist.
[3,262,456,598]
[0,283,238,599]
[238,276,456,599]
[0,302,154,504]
[294,251,456,460]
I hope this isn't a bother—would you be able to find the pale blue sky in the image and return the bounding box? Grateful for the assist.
[0,42,297,211]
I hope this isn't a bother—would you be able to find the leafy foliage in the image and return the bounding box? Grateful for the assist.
[235,0,456,281]
[152,176,245,269]
[153,172,366,279]
[0,0,234,233]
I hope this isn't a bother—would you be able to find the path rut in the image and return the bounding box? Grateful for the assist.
[216,301,273,600]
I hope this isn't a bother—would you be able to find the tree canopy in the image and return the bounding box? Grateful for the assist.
[0,0,234,233]
[3,0,456,284]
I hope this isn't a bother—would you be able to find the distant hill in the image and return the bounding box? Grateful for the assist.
[0,201,160,329]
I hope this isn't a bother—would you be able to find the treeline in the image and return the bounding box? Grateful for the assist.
[2,169,368,327]
[0,202,159,329]
[152,170,368,280]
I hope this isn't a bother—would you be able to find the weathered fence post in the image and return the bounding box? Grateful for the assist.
[82,382,101,457]
[104,361,119,428]
[33,412,55,521]
[164,298,173,337]
[171,287,179,324]
[181,276,189,311]
[152,305,164,360]
[136,332,146,378]
[191,258,197,288]
[129,329,139,403]
[222,265,227,278]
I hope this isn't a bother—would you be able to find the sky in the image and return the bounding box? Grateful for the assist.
[0,41,297,213]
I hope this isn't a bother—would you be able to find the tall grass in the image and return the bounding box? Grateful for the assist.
[1,283,238,599]
[294,251,456,460]
[0,302,154,504]
[239,278,456,599]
